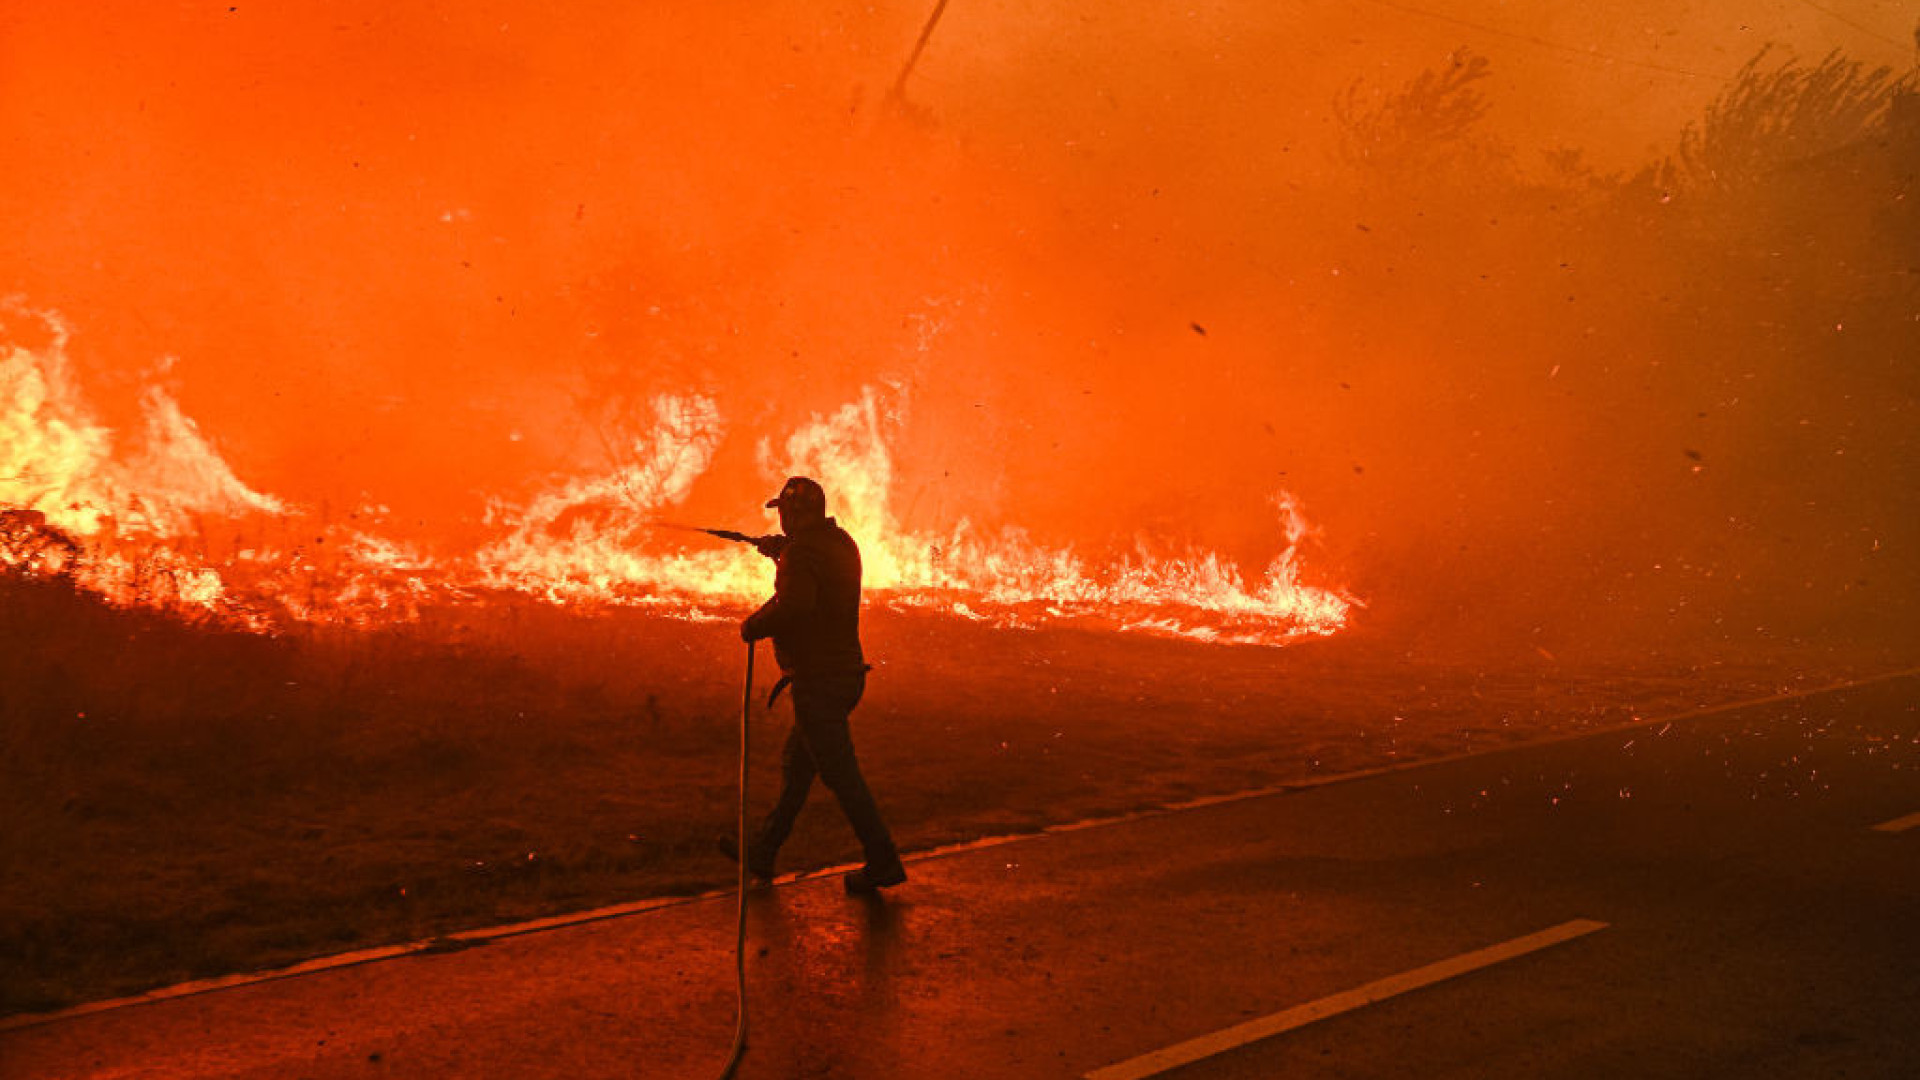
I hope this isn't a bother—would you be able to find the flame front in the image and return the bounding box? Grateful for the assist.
[3,304,1350,645]
[2,306,282,623]
[478,385,1350,644]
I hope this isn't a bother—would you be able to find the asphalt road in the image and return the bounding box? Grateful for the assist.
[5,674,1917,1079]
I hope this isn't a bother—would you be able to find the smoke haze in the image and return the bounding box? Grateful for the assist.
[3,1,1915,655]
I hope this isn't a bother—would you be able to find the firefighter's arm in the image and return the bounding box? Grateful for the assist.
[741,547,819,641]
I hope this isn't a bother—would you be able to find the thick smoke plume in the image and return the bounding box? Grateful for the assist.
[2,4,1914,656]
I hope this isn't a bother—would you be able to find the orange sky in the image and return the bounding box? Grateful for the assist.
[1,0,1911,554]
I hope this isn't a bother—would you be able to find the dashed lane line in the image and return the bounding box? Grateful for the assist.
[1082,919,1610,1080]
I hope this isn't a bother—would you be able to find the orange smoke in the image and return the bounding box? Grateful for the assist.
[4,4,1911,656]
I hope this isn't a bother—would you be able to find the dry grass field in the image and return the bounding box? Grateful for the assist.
[4,574,1902,1016]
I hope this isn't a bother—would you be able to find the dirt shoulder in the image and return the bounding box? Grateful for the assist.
[2,577,1905,1015]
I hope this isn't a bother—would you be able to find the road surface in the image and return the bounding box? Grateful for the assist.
[4,674,1917,1079]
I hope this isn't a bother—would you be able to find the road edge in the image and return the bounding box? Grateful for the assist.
[6,664,1915,1033]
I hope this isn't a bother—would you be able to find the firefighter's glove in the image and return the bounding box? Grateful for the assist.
[751,534,789,560]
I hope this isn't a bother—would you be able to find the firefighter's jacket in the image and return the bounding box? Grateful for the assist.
[742,517,867,679]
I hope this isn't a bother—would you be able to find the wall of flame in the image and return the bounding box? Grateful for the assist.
[2,2,1913,653]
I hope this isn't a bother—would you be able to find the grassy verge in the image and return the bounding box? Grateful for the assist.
[1,574,1902,1015]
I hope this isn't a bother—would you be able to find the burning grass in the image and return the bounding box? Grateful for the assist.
[3,572,1904,1016]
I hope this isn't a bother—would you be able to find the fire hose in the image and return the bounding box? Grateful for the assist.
[645,522,763,1076]
[716,639,755,1080]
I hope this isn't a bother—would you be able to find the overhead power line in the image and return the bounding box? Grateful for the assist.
[1353,0,1734,82]
[1788,0,1913,55]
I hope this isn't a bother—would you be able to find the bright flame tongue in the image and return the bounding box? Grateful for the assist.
[4,305,1350,644]
[2,307,282,622]
[482,388,1350,644]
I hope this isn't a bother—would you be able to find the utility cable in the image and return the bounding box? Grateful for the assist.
[1351,0,1733,82]
[1788,0,1912,55]
[715,640,754,1079]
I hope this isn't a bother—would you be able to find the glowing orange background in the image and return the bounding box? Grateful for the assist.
[4,1,1913,646]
